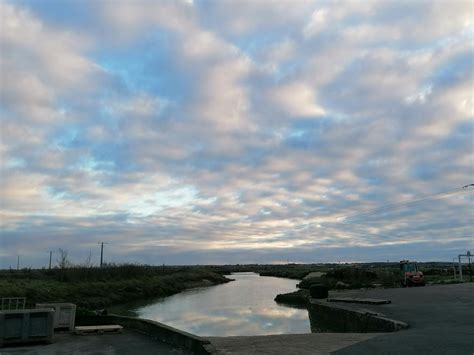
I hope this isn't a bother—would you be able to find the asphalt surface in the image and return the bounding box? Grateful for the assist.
[208,333,378,355]
[0,329,188,355]
[333,283,474,355]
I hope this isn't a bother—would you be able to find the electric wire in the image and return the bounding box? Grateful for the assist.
[336,184,474,223]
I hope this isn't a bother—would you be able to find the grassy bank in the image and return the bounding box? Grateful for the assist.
[247,262,463,289]
[1,263,464,313]
[0,265,231,312]
[268,262,467,307]
[274,289,310,307]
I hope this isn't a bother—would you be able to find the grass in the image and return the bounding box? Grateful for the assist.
[254,262,467,292]
[270,263,468,307]
[274,289,310,307]
[0,265,231,313]
[1,262,467,313]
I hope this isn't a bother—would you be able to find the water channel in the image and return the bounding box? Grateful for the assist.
[111,272,311,336]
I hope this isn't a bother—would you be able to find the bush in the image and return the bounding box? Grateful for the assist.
[298,267,381,290]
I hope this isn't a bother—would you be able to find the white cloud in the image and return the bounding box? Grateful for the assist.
[268,82,326,117]
[0,2,103,124]
[100,0,196,40]
[303,8,329,38]
[1,0,473,266]
[200,1,316,36]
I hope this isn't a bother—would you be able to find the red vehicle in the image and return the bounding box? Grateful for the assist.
[400,260,425,287]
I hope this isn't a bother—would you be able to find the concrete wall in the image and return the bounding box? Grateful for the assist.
[0,309,54,346]
[308,299,408,333]
[36,303,76,331]
[76,314,216,354]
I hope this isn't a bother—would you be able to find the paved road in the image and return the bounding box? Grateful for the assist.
[208,333,378,355]
[333,283,474,355]
[0,329,187,355]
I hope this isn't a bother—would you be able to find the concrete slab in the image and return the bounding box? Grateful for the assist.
[208,333,379,355]
[75,325,123,335]
[332,283,474,355]
[327,298,391,305]
[0,329,188,355]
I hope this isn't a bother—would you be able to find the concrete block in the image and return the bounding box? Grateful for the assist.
[327,298,391,305]
[36,303,76,331]
[0,309,54,346]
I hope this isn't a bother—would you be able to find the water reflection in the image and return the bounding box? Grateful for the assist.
[112,272,310,336]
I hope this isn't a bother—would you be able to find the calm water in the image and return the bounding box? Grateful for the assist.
[111,272,310,336]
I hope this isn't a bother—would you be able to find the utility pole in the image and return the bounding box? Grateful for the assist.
[468,251,472,282]
[48,251,53,270]
[452,257,457,280]
[99,242,107,267]
[17,255,20,270]
[458,251,472,282]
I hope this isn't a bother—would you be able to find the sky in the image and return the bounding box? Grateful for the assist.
[0,0,473,268]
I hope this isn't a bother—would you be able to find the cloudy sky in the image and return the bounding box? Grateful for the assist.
[1,0,473,268]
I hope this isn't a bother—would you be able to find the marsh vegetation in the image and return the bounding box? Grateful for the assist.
[0,262,462,313]
[0,265,230,312]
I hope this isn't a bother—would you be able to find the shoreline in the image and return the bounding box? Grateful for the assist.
[109,277,235,316]
[0,267,232,313]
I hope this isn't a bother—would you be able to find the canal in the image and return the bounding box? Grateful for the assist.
[111,272,310,336]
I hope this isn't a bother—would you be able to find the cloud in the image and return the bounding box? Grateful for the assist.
[267,81,326,118]
[198,1,316,36]
[99,0,196,41]
[1,0,473,267]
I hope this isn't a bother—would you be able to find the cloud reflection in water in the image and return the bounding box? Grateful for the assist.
[128,273,310,336]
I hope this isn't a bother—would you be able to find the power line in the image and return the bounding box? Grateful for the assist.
[307,184,474,244]
[316,221,473,243]
[337,184,474,223]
